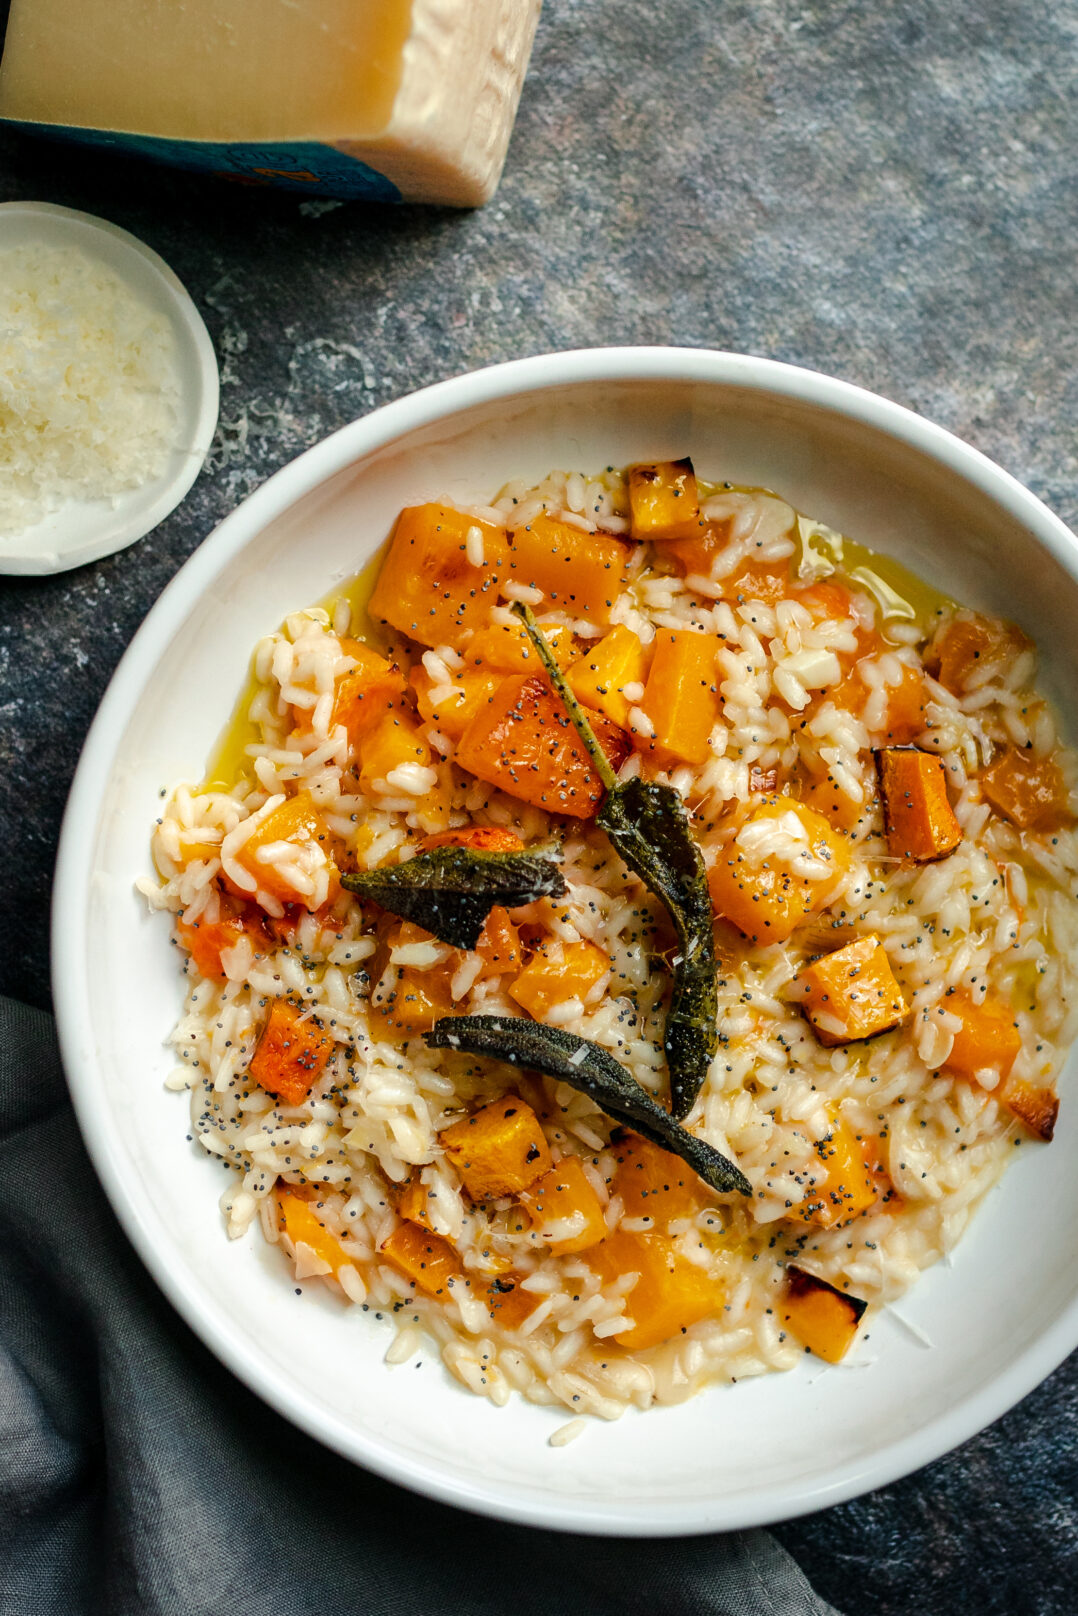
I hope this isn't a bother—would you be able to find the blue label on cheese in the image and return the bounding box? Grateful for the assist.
[2,122,403,202]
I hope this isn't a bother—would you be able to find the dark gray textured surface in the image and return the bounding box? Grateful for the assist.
[1,0,1076,1609]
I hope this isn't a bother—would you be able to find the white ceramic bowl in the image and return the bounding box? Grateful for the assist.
[53,348,1078,1535]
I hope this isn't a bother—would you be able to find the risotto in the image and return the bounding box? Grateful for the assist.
[142,460,1078,1419]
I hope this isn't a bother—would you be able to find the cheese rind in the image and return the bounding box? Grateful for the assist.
[349,0,542,205]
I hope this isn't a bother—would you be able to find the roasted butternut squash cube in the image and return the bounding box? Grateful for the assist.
[171,832,224,871]
[781,1266,867,1363]
[396,1176,438,1231]
[880,664,927,744]
[589,1228,721,1350]
[627,458,701,541]
[474,906,523,979]
[440,1095,553,1200]
[177,901,268,981]
[981,747,1070,832]
[455,671,630,818]
[506,512,632,625]
[358,711,432,796]
[791,935,908,1046]
[484,1272,541,1330]
[1001,1076,1059,1141]
[791,1118,878,1228]
[875,747,962,862]
[795,578,857,621]
[176,910,233,980]
[567,625,649,728]
[330,642,407,748]
[942,991,1022,1082]
[519,1157,607,1254]
[832,661,925,746]
[276,1189,349,1275]
[827,665,868,719]
[663,520,726,580]
[465,619,575,674]
[413,622,576,743]
[613,1131,707,1222]
[249,999,333,1106]
[857,1132,903,1212]
[368,504,508,650]
[929,611,1031,694]
[665,520,791,597]
[724,557,793,602]
[708,798,851,945]
[639,629,723,767]
[410,662,503,741]
[508,940,610,1020]
[370,964,456,1038]
[799,767,876,836]
[230,791,339,910]
[381,1220,463,1298]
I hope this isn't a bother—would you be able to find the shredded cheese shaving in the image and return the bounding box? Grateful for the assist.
[0,242,179,535]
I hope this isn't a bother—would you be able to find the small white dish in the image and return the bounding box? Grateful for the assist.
[0,201,219,575]
[52,349,1078,1534]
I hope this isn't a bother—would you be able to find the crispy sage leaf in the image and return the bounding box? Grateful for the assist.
[425,1015,750,1197]
[341,846,566,951]
[598,775,719,1118]
[512,603,718,1119]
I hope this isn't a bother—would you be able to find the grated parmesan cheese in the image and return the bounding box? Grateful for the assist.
[0,242,179,536]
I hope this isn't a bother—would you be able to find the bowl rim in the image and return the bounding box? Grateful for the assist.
[51,345,1078,1535]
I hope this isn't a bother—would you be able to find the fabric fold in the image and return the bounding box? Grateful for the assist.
[0,995,840,1616]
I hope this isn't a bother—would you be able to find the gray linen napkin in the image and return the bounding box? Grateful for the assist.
[0,995,841,1616]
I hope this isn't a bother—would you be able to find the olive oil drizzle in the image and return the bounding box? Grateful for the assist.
[204,543,389,790]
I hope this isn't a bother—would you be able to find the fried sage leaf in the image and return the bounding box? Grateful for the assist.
[599,775,718,1118]
[512,603,718,1119]
[341,846,566,951]
[425,1015,750,1197]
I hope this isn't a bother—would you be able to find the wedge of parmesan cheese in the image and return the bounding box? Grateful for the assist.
[0,243,179,536]
[0,0,542,207]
